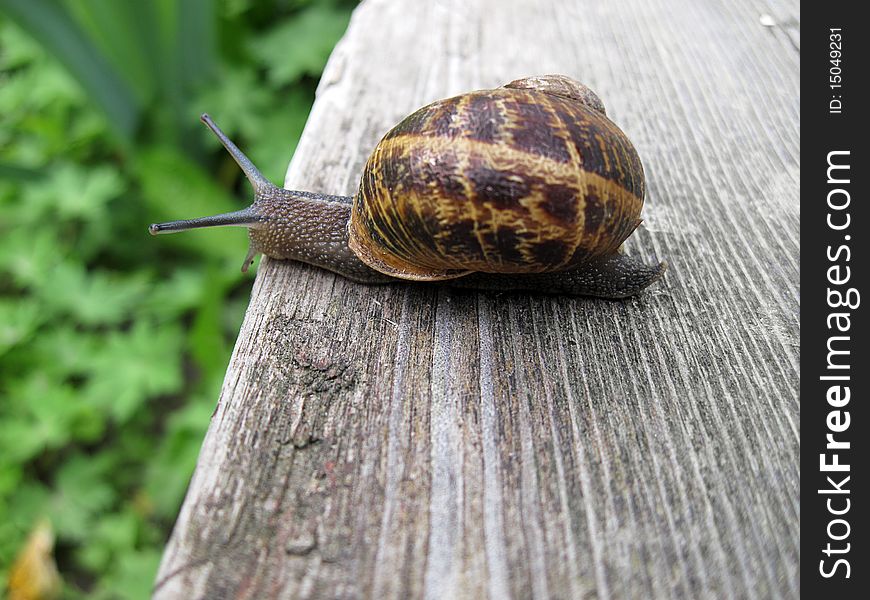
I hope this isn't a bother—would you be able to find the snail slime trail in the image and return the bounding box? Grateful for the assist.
[818,150,858,580]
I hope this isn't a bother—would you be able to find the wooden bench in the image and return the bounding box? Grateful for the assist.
[154,0,800,597]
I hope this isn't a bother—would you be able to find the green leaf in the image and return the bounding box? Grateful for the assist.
[97,548,162,600]
[0,374,91,461]
[77,510,139,573]
[0,481,51,568]
[188,266,239,378]
[144,395,213,518]
[0,47,92,162]
[50,452,117,541]
[21,162,124,223]
[248,2,351,86]
[175,0,217,94]
[85,319,184,423]
[193,66,272,143]
[0,300,43,357]
[244,86,312,185]
[0,17,44,68]
[63,0,159,107]
[32,264,151,327]
[0,228,66,290]
[29,326,98,378]
[0,162,43,182]
[0,0,141,140]
[141,267,209,319]
[0,461,23,497]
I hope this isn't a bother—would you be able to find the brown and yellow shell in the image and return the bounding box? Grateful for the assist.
[348,76,645,281]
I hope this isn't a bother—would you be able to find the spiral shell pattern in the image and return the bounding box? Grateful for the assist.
[348,80,645,280]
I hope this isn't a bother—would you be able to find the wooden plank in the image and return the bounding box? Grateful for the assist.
[154,0,800,597]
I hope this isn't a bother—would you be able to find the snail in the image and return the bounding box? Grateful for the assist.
[150,75,665,298]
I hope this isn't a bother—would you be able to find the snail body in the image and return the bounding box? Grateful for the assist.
[150,75,665,298]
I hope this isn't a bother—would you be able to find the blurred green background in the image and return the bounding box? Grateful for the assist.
[0,0,355,596]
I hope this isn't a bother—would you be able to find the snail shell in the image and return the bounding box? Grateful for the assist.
[348,75,645,281]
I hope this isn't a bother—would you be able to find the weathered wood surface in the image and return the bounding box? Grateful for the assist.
[154,0,800,597]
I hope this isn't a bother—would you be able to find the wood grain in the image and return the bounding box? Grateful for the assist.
[154,0,800,597]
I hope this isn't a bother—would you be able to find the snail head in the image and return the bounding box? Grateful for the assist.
[148,114,282,272]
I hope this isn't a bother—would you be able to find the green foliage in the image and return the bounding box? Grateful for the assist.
[250,2,351,86]
[0,0,355,596]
